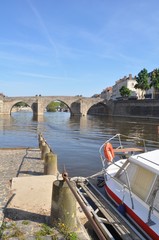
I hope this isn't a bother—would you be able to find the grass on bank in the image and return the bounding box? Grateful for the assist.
[0,221,78,240]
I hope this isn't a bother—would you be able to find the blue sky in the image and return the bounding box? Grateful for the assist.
[0,0,159,97]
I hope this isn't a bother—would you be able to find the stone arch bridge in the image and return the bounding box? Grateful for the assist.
[0,95,104,116]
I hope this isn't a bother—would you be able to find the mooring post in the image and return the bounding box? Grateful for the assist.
[50,179,77,230]
[41,142,50,160]
[38,134,44,150]
[44,152,57,175]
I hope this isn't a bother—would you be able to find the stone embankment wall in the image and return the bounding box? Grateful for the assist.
[89,99,159,119]
[112,99,159,118]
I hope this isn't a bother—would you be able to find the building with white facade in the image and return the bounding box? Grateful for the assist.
[97,69,159,101]
[111,74,143,100]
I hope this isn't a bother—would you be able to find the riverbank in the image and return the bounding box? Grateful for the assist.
[0,147,90,239]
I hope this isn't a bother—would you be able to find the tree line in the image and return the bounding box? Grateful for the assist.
[120,68,159,98]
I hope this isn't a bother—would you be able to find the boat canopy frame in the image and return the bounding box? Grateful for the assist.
[99,133,159,224]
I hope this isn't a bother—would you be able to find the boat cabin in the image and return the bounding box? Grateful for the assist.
[114,150,159,212]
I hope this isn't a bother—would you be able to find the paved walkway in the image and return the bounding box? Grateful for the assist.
[0,148,44,218]
[0,148,90,240]
[0,148,52,239]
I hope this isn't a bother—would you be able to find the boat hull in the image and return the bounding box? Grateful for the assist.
[105,184,159,240]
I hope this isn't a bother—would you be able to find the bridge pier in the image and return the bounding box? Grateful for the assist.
[1,101,11,115]
[79,99,88,116]
[32,98,44,116]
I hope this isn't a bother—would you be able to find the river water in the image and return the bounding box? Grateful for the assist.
[1,111,159,177]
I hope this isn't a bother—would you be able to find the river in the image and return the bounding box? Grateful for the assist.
[0,111,159,177]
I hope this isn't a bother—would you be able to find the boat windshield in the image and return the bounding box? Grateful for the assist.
[115,161,156,202]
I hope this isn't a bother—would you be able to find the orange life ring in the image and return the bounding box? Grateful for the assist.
[104,142,115,162]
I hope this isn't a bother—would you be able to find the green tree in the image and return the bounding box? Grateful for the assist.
[119,86,131,98]
[46,102,60,112]
[60,102,66,109]
[150,68,159,98]
[134,68,150,97]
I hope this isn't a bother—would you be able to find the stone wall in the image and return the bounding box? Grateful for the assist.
[112,99,159,118]
[89,100,159,119]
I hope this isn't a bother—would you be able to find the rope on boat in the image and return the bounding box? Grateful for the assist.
[71,170,105,183]
[71,170,106,189]
[86,169,105,179]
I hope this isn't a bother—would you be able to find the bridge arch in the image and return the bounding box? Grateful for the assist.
[87,102,111,115]
[78,98,105,116]
[37,97,85,116]
[10,101,33,114]
[5,99,36,115]
[44,99,71,114]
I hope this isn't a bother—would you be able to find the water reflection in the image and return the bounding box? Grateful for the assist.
[110,116,159,141]
[32,115,44,122]
[1,112,159,176]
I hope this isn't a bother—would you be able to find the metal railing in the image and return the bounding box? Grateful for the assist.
[103,162,134,210]
[147,187,159,224]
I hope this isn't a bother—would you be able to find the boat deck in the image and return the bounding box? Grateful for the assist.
[114,147,143,153]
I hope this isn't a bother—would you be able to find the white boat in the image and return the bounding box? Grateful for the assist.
[99,134,159,240]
